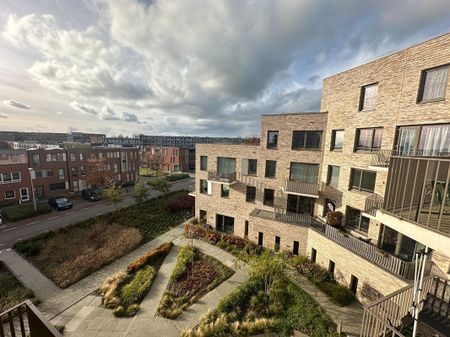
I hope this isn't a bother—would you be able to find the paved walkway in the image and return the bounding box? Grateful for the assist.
[288,271,364,337]
[62,237,249,337]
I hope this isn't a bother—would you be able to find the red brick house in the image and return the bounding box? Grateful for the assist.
[0,149,32,204]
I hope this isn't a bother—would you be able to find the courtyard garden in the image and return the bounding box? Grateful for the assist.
[0,262,35,312]
[184,222,355,307]
[158,245,234,319]
[181,251,342,337]
[13,191,194,288]
[98,242,174,317]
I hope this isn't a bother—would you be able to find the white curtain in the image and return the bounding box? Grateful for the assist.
[422,67,449,101]
[419,124,450,156]
[397,128,417,156]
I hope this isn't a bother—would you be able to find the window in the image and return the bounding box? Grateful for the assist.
[71,167,78,177]
[200,179,208,194]
[418,65,449,102]
[267,131,278,148]
[1,173,12,183]
[49,182,65,191]
[293,241,299,256]
[58,168,65,180]
[221,184,229,198]
[331,130,344,150]
[200,156,208,171]
[246,185,256,202]
[217,157,236,175]
[258,232,264,246]
[5,190,15,199]
[80,166,87,176]
[263,188,274,206]
[326,165,340,187]
[355,128,383,151]
[289,163,318,184]
[350,168,376,192]
[242,159,257,175]
[417,124,450,156]
[359,83,378,111]
[274,236,280,251]
[292,131,322,150]
[265,160,276,178]
[80,152,85,161]
[70,153,76,161]
[35,169,53,178]
[346,206,370,233]
[328,260,335,274]
[287,195,315,215]
[31,154,40,166]
[311,248,317,263]
[244,220,249,237]
[12,172,20,182]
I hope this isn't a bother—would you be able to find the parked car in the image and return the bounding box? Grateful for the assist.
[0,210,6,225]
[48,197,73,211]
[81,188,101,202]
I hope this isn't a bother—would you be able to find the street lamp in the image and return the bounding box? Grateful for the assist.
[28,168,37,212]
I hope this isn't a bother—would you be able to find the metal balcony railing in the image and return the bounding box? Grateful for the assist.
[250,208,316,227]
[0,300,62,337]
[364,193,384,217]
[207,171,237,184]
[283,180,320,197]
[371,148,450,168]
[310,221,431,280]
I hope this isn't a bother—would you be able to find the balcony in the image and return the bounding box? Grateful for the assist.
[207,171,237,184]
[310,221,431,280]
[249,208,316,227]
[0,300,63,337]
[383,156,450,237]
[364,193,384,217]
[282,180,320,198]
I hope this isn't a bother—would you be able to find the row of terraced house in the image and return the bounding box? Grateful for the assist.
[0,145,139,204]
[193,32,450,309]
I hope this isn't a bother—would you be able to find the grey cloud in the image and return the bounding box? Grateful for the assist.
[70,101,142,123]
[0,113,8,118]
[3,99,31,109]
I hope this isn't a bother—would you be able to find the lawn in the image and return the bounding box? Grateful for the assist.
[147,173,190,187]
[14,191,194,288]
[158,245,234,319]
[181,252,341,337]
[0,262,34,312]
[98,242,173,317]
[139,168,167,177]
[1,201,52,223]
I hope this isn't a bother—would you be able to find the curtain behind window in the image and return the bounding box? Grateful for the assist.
[419,124,450,156]
[422,67,449,101]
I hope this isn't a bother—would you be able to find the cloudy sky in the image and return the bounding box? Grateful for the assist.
[1,0,450,137]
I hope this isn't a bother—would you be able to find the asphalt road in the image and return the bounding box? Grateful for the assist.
[0,178,194,250]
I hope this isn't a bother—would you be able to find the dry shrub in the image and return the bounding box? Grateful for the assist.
[127,242,173,273]
[41,223,142,287]
[98,272,127,308]
[184,223,221,243]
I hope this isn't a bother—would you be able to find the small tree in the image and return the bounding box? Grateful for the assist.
[86,154,113,188]
[103,179,122,209]
[249,250,286,295]
[154,179,170,194]
[133,180,148,204]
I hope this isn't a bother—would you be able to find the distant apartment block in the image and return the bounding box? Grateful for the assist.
[0,131,106,146]
[0,146,139,203]
[193,33,450,304]
[142,146,190,172]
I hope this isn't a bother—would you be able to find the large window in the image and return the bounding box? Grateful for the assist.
[292,131,322,150]
[50,182,66,191]
[200,156,208,171]
[242,159,257,175]
[418,65,449,102]
[355,127,383,151]
[58,168,65,180]
[346,206,370,233]
[46,153,65,162]
[350,168,376,192]
[0,172,21,184]
[327,165,340,188]
[35,169,53,178]
[31,154,40,167]
[4,190,15,199]
[246,185,256,202]
[359,83,378,111]
[287,195,314,215]
[289,163,319,184]
[217,157,236,175]
[267,131,279,148]
[263,188,274,206]
[265,160,276,178]
[396,124,450,157]
[331,130,344,150]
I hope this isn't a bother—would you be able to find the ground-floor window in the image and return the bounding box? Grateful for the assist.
[36,185,44,198]
[258,232,264,246]
[311,248,317,262]
[216,214,234,234]
[244,220,249,237]
[199,210,207,224]
[328,260,335,274]
[4,190,15,199]
[20,188,29,201]
[274,236,280,251]
[293,241,299,255]
[50,182,66,191]
[350,275,359,294]
[345,206,370,233]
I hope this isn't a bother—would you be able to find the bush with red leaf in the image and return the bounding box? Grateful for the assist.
[184,223,221,244]
[166,195,195,212]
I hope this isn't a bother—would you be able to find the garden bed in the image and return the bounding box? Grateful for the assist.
[158,245,234,319]
[1,201,52,223]
[98,242,173,317]
[14,191,193,288]
[0,262,34,312]
[182,252,341,337]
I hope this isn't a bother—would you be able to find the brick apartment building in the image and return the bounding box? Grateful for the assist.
[193,33,450,304]
[142,146,189,172]
[0,149,32,203]
[0,146,139,203]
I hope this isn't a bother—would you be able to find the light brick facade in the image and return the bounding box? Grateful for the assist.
[194,33,450,303]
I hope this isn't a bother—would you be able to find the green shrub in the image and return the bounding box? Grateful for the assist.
[120,266,156,307]
[315,281,355,306]
[171,245,197,280]
[54,325,65,333]
[217,277,264,315]
[14,240,41,257]
[126,304,140,316]
[167,173,190,182]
